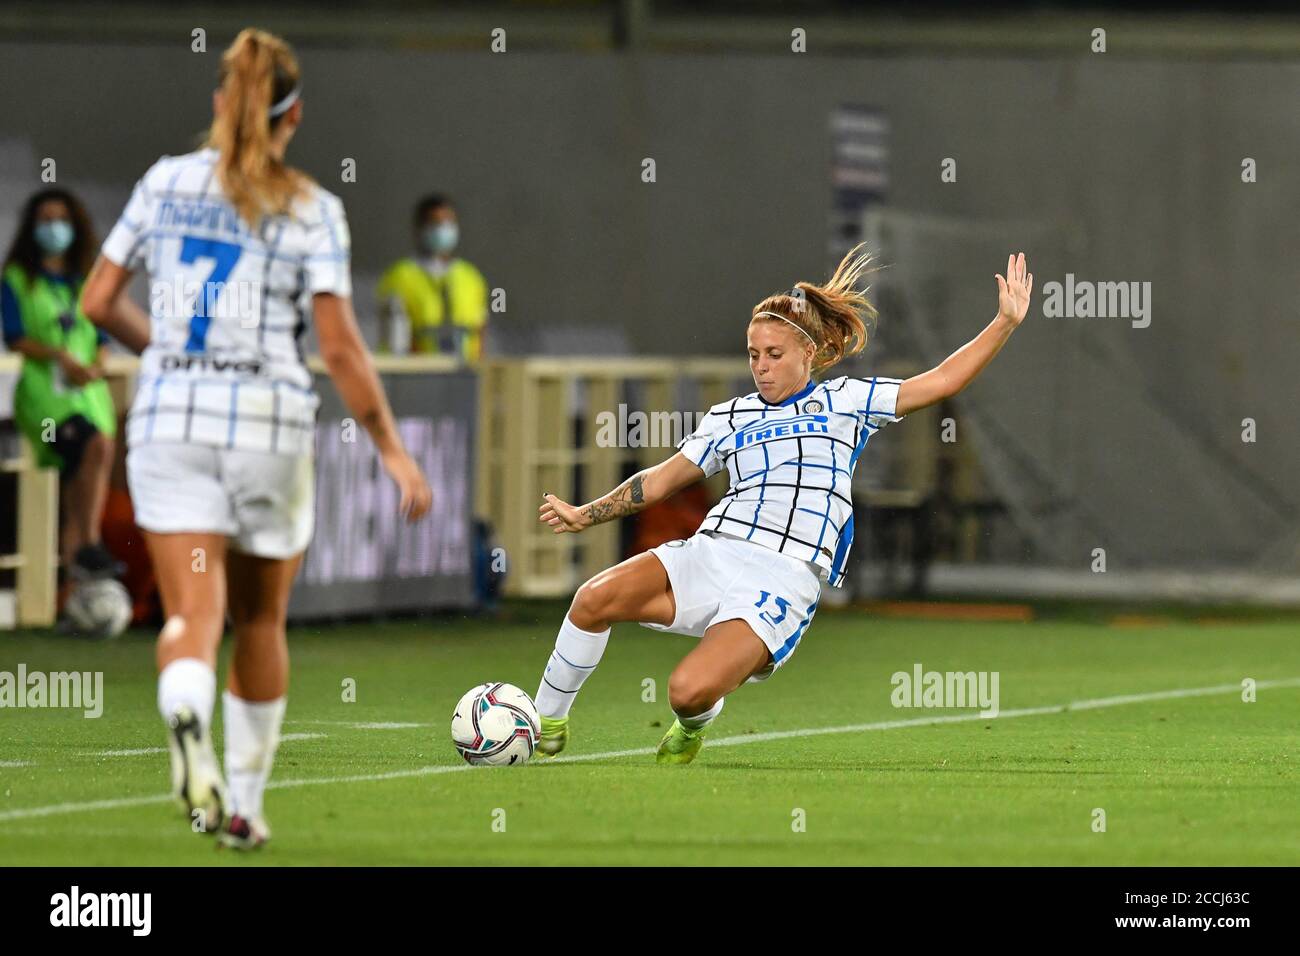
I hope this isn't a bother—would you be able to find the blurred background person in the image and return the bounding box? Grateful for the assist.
[376,194,489,362]
[1,188,123,583]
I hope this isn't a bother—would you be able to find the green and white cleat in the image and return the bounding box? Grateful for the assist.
[535,715,569,758]
[655,719,706,765]
[166,705,228,833]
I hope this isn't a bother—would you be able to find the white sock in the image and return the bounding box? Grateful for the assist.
[222,691,286,820]
[535,615,611,718]
[677,696,725,731]
[157,658,217,732]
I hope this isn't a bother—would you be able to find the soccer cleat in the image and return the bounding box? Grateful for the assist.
[534,714,569,758]
[167,706,228,834]
[219,814,271,851]
[655,719,706,765]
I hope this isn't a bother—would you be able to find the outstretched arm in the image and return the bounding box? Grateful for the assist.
[539,452,705,534]
[895,252,1032,417]
[81,256,151,354]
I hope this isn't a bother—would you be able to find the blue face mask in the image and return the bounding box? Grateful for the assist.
[424,222,459,256]
[34,220,75,256]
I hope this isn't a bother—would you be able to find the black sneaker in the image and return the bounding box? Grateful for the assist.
[71,543,124,581]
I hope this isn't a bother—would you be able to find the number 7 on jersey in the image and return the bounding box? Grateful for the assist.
[179,235,242,353]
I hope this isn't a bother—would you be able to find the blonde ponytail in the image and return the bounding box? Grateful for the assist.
[205,28,310,226]
[750,243,881,372]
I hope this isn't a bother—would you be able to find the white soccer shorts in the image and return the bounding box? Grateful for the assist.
[642,531,822,681]
[126,443,314,559]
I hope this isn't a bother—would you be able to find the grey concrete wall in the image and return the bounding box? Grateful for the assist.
[2,41,1296,567]
[5,45,1293,355]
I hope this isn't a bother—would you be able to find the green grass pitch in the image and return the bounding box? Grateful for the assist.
[1,603,1297,865]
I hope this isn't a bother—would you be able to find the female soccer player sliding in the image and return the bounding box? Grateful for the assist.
[534,247,1032,763]
[81,28,432,846]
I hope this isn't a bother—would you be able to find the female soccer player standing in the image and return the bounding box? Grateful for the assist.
[81,28,432,846]
[535,247,1032,763]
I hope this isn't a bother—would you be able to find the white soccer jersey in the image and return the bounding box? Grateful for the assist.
[101,148,351,456]
[676,375,905,587]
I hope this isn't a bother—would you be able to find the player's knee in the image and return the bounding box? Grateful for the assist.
[233,617,285,647]
[668,668,719,717]
[157,607,223,645]
[570,574,618,628]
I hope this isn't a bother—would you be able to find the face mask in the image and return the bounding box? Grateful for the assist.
[424,222,459,256]
[34,220,75,256]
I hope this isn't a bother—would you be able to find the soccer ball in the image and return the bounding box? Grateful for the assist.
[451,682,540,766]
[64,578,133,639]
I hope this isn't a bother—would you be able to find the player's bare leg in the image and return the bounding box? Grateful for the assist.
[146,531,230,833]
[533,551,676,756]
[657,618,771,765]
[220,549,302,849]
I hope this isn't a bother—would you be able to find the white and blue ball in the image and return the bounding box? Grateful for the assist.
[451,682,540,766]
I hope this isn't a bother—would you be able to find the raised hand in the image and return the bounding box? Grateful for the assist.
[995,252,1033,326]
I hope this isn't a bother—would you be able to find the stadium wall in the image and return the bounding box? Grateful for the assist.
[0,41,1293,577]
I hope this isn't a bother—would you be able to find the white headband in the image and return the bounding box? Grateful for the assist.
[268,86,301,118]
[755,311,816,347]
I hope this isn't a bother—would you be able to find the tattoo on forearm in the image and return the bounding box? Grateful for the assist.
[583,474,647,526]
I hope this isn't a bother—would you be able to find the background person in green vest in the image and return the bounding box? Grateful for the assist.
[376,194,489,363]
[2,188,121,580]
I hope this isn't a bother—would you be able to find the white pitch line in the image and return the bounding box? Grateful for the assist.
[286,720,431,729]
[81,733,327,759]
[1,677,1296,824]
[707,677,1300,748]
[0,792,172,820]
[85,748,167,758]
[0,760,32,768]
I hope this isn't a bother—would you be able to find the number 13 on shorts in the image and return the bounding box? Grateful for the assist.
[754,590,792,627]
